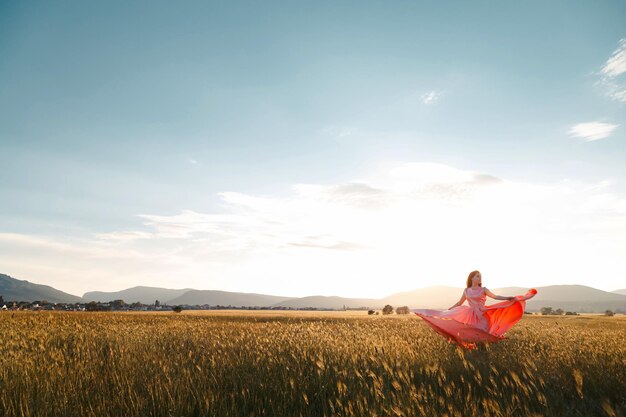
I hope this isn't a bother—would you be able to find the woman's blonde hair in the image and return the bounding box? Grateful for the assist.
[466,270,481,288]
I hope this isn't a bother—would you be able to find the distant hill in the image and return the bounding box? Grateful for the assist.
[167,290,292,307]
[3,272,625,313]
[523,285,625,302]
[382,284,626,313]
[521,285,626,313]
[0,273,82,303]
[272,295,382,310]
[83,286,192,304]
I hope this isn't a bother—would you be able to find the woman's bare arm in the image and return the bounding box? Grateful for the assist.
[448,291,467,309]
[484,287,515,301]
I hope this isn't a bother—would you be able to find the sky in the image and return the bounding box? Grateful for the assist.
[1,0,625,298]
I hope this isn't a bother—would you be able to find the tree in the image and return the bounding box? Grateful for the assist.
[367,310,375,315]
[555,308,564,315]
[540,306,553,315]
[172,306,183,313]
[395,306,410,315]
[382,305,393,315]
[605,310,615,317]
[155,300,160,307]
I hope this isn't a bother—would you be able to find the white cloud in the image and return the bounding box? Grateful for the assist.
[2,163,626,297]
[421,90,441,104]
[568,122,618,141]
[601,38,626,77]
[598,38,626,102]
[95,231,153,241]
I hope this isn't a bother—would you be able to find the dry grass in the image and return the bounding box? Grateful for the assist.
[0,311,624,417]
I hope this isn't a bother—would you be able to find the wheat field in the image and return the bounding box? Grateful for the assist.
[0,311,624,417]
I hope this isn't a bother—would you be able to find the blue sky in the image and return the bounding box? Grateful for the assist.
[1,1,625,297]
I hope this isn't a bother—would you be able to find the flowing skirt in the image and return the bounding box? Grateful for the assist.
[412,290,537,349]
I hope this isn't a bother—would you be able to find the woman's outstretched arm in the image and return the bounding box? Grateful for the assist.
[484,287,515,301]
[448,291,467,310]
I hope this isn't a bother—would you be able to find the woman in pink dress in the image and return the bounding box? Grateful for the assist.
[412,270,538,349]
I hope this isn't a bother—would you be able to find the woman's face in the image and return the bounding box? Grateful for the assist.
[472,273,482,286]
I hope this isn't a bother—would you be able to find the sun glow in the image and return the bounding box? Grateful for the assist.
[1,162,625,297]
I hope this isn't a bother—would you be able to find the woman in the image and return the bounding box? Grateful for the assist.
[412,270,538,349]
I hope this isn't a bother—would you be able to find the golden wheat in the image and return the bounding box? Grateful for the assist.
[0,312,623,417]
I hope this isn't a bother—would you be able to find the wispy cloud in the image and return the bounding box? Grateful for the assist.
[421,90,441,104]
[0,233,151,259]
[568,122,618,141]
[287,236,368,251]
[598,38,626,102]
[0,232,162,296]
[2,163,626,296]
[294,182,389,209]
[95,231,153,241]
[601,38,626,77]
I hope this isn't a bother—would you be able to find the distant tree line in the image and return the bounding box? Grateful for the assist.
[540,306,617,316]
[366,305,411,315]
[540,307,577,315]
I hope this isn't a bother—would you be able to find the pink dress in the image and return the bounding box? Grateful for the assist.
[412,287,538,348]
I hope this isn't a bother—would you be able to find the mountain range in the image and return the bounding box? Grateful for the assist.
[0,273,82,303]
[2,273,625,313]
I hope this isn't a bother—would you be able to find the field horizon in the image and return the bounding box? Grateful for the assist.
[3,272,626,313]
